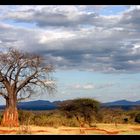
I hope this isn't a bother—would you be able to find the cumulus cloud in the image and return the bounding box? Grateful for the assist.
[0,6,140,73]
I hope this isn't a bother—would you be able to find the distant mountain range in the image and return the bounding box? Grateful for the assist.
[0,99,140,110]
[0,100,58,111]
[102,100,140,106]
[17,100,58,110]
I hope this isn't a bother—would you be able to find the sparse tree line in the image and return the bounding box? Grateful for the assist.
[0,98,140,128]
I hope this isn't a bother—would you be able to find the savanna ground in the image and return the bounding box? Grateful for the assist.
[0,107,140,135]
[0,123,140,135]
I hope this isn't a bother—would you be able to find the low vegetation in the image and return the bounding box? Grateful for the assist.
[0,99,136,128]
[0,98,140,129]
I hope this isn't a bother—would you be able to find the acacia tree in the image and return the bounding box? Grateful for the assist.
[0,48,55,127]
[59,98,100,127]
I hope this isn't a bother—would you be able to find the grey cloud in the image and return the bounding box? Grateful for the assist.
[0,24,140,73]
[118,8,140,30]
[0,6,140,73]
[3,7,116,28]
[4,9,89,27]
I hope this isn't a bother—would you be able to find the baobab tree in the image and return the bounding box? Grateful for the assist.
[0,48,55,127]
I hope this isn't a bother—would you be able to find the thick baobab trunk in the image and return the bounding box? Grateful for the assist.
[1,96,19,127]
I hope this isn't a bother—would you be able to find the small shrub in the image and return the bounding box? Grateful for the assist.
[33,114,48,126]
[17,125,32,134]
[127,110,138,119]
[63,117,79,127]
[135,113,140,123]
[123,118,128,123]
[18,110,35,125]
[0,112,3,122]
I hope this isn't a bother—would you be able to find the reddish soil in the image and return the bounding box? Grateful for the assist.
[0,124,139,135]
[0,127,119,135]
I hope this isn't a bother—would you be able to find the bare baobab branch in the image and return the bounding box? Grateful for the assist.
[0,92,8,99]
[0,48,56,127]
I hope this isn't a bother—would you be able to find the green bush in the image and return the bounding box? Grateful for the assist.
[0,112,3,122]
[32,112,62,127]
[135,113,140,123]
[33,114,48,126]
[18,110,35,125]
[123,118,128,123]
[127,110,138,119]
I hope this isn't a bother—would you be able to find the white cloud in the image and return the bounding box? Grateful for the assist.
[39,30,76,44]
[70,83,115,90]
[70,84,95,90]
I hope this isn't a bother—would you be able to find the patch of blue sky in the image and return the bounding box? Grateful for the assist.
[79,24,95,29]
[3,19,36,29]
[99,5,129,15]
[54,70,140,86]
[54,70,104,86]
[54,70,140,100]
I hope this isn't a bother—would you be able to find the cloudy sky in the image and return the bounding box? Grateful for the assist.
[0,5,140,104]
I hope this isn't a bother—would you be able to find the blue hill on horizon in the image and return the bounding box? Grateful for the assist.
[0,99,140,110]
[102,99,140,106]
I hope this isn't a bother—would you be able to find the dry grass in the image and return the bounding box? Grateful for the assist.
[0,123,140,135]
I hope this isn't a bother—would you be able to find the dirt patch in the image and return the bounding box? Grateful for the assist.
[0,130,16,134]
[131,128,140,131]
[60,127,119,135]
[0,124,140,135]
